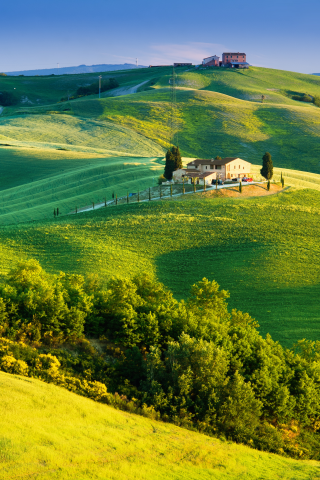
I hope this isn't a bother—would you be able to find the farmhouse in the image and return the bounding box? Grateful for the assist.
[222,52,249,68]
[201,52,249,69]
[173,157,251,184]
[202,55,220,67]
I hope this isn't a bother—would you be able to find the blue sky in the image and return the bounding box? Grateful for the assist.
[1,0,320,74]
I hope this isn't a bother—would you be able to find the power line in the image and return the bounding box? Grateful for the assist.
[168,66,178,147]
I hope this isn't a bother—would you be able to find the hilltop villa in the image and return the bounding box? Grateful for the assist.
[202,52,249,69]
[173,157,251,184]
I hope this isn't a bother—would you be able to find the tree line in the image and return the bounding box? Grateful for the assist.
[0,260,319,459]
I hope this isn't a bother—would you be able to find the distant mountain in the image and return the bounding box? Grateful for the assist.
[5,63,147,76]
[312,73,320,76]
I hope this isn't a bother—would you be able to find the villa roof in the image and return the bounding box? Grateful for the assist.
[187,157,240,166]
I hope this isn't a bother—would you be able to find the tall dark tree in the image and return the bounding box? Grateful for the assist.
[260,152,273,180]
[171,146,183,171]
[164,149,175,180]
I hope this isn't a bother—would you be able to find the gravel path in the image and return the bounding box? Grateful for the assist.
[107,80,149,97]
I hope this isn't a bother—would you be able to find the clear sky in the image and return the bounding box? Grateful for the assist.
[1,0,319,74]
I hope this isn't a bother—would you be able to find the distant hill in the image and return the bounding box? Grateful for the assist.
[313,73,320,76]
[5,63,147,76]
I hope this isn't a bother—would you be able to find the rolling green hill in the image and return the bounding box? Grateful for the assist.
[0,152,163,224]
[0,186,319,348]
[0,372,319,480]
[2,66,320,175]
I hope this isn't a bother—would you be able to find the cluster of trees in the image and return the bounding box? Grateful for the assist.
[0,91,19,106]
[1,260,320,459]
[60,78,119,102]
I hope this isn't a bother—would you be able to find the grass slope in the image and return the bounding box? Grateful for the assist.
[0,154,163,224]
[0,187,320,347]
[0,372,319,480]
[2,66,320,174]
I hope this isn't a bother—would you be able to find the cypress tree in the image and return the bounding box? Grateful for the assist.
[54,208,56,218]
[149,187,151,201]
[239,181,242,193]
[115,194,118,205]
[75,206,77,214]
[164,149,175,180]
[280,171,283,184]
[260,152,273,180]
[104,197,107,207]
[281,176,285,188]
[127,192,129,204]
[267,180,271,191]
[92,202,95,210]
[137,191,140,202]
[171,146,183,170]
[182,178,185,194]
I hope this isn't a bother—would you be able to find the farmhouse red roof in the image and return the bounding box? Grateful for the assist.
[187,157,239,166]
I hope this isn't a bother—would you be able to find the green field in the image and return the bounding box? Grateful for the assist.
[0,186,319,348]
[0,372,319,480]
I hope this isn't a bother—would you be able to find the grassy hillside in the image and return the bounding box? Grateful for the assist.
[0,187,319,347]
[0,372,319,480]
[0,153,163,224]
[1,66,320,175]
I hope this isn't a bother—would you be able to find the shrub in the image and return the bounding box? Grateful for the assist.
[0,91,19,106]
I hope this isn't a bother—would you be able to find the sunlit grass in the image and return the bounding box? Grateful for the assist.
[0,372,319,480]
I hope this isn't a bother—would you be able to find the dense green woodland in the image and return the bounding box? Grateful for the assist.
[1,259,320,460]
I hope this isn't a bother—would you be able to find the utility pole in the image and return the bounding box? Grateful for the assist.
[98,75,102,98]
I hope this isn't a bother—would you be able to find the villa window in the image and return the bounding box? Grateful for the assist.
[210,165,214,169]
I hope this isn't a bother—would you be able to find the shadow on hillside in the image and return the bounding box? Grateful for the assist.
[155,244,320,347]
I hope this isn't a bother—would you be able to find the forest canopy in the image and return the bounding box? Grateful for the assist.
[1,259,320,459]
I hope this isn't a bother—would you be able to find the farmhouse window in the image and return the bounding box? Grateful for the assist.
[210,165,214,169]
[206,166,207,169]
[231,174,233,177]
[234,166,236,169]
[216,165,221,170]
[239,165,240,169]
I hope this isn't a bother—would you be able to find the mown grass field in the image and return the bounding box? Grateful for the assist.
[0,372,319,480]
[1,66,320,175]
[0,186,319,348]
[0,152,164,224]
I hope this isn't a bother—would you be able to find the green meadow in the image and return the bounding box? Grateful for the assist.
[0,186,319,348]
[1,372,319,480]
